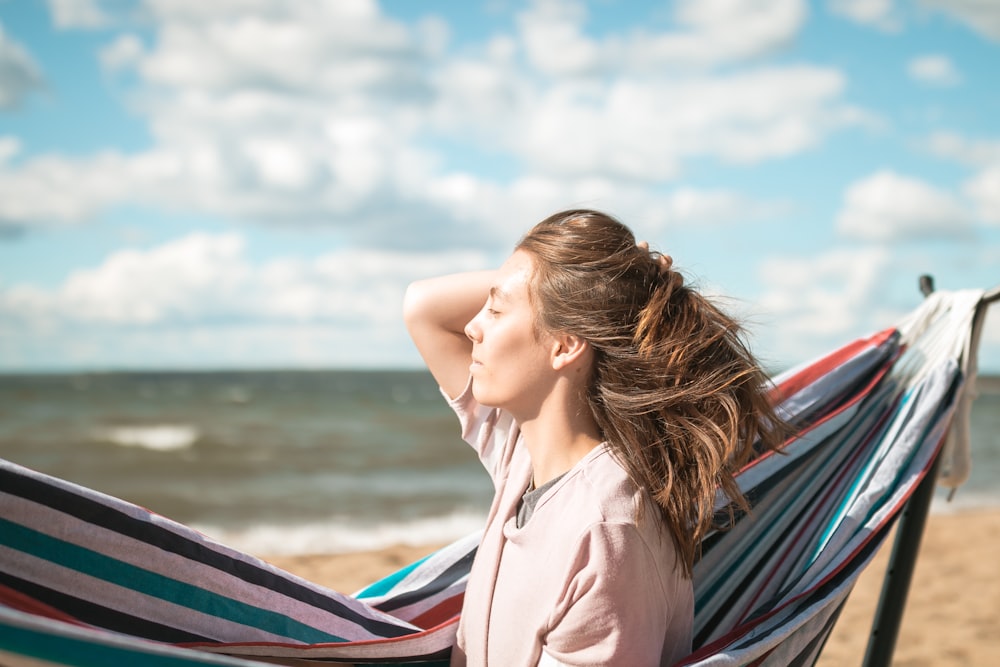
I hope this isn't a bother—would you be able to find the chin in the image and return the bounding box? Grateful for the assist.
[470,381,502,410]
[470,383,490,406]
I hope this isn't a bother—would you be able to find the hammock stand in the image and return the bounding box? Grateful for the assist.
[863,277,1000,667]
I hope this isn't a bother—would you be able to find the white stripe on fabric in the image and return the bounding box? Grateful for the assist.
[193,621,459,660]
[0,545,308,645]
[357,531,479,606]
[374,579,467,624]
[0,491,414,640]
[0,458,369,614]
[773,336,894,425]
[0,606,269,667]
[803,362,958,584]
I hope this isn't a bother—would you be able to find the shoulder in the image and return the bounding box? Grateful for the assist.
[574,448,684,576]
[544,516,692,665]
[578,446,648,523]
[533,447,676,568]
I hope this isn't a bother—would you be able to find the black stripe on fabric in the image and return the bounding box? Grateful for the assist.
[699,442,820,560]
[720,520,892,656]
[693,504,807,649]
[0,465,415,639]
[791,598,848,667]
[353,650,452,665]
[372,548,476,614]
[0,571,213,643]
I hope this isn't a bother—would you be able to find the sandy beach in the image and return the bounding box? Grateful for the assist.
[266,508,1000,666]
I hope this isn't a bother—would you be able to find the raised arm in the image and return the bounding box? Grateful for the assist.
[403,271,495,400]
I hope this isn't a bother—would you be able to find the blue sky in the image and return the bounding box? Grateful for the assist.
[0,0,998,372]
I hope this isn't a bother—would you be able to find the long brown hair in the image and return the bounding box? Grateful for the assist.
[517,209,787,577]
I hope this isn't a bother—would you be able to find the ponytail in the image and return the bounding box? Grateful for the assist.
[518,209,788,576]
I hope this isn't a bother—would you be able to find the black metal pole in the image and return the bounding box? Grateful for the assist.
[861,451,941,667]
[861,274,939,667]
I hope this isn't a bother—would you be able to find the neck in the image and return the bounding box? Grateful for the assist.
[516,388,603,487]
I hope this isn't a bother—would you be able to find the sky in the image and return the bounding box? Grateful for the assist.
[0,0,998,373]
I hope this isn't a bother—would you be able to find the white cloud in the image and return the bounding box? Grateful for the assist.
[498,66,860,182]
[518,0,806,75]
[964,166,1000,224]
[755,246,895,361]
[659,187,788,227]
[0,23,44,110]
[830,0,1000,41]
[517,0,601,76]
[750,241,1000,371]
[664,0,806,64]
[0,0,860,247]
[925,132,1000,168]
[47,0,114,29]
[907,54,962,86]
[0,136,20,164]
[836,170,973,241]
[100,34,145,70]
[1,232,490,327]
[135,1,429,97]
[0,151,136,226]
[922,0,1000,41]
[0,232,491,367]
[923,132,1000,225]
[418,173,790,251]
[828,0,901,30]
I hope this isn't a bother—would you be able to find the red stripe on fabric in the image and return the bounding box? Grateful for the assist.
[731,397,898,626]
[409,598,463,629]
[771,328,898,402]
[673,428,948,667]
[0,584,88,627]
[740,345,901,475]
[177,615,460,651]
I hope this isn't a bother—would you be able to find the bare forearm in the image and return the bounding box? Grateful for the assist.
[404,270,496,398]
[404,271,495,337]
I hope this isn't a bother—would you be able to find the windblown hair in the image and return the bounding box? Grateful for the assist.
[517,209,788,577]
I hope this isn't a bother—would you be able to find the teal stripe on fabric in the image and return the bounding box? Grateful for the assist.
[0,620,247,667]
[0,519,346,644]
[810,385,916,562]
[356,553,431,599]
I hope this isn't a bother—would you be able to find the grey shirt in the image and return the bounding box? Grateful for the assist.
[516,473,566,528]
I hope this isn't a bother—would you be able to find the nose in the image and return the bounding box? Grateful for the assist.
[465,310,483,343]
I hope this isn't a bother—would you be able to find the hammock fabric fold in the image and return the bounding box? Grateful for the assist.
[0,288,990,667]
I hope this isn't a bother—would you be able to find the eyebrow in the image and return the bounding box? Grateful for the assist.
[489,286,509,301]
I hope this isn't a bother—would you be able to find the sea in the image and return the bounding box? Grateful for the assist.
[1,370,998,557]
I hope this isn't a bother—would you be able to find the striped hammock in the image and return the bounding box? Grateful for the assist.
[0,287,993,667]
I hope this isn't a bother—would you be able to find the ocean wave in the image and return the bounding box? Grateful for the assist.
[192,510,488,557]
[94,424,200,451]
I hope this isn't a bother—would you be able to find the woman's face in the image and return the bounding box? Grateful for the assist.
[464,250,556,417]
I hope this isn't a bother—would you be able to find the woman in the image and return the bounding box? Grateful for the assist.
[404,210,786,666]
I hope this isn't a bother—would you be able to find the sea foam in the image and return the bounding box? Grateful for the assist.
[95,424,200,451]
[192,510,487,557]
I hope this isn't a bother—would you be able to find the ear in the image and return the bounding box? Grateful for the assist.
[550,332,591,371]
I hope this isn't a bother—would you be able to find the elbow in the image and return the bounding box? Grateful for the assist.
[402,280,428,332]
